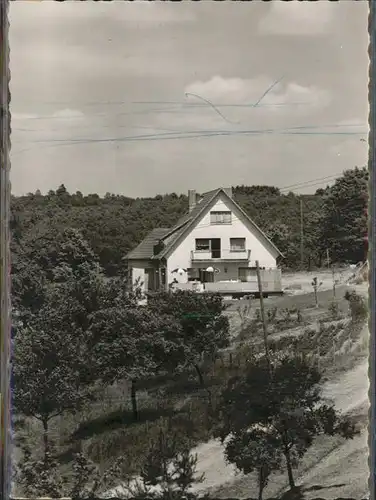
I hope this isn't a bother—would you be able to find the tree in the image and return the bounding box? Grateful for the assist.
[319,167,368,264]
[16,446,125,500]
[12,292,95,461]
[11,170,366,278]
[12,257,105,460]
[134,421,204,500]
[89,304,184,422]
[224,427,283,500]
[214,354,358,491]
[19,223,100,282]
[147,290,230,389]
[15,445,65,498]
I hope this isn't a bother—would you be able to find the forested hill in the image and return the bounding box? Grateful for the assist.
[10,167,368,276]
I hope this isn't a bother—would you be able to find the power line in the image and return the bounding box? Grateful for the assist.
[11,125,365,154]
[278,173,342,192]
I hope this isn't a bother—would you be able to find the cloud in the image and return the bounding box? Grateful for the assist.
[13,109,85,122]
[184,76,330,109]
[10,2,195,27]
[52,109,85,120]
[258,2,335,36]
[12,112,39,121]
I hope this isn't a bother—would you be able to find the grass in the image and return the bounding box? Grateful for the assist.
[13,283,369,498]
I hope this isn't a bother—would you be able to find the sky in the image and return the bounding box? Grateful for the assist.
[9,1,369,198]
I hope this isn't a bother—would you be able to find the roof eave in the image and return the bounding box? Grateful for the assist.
[157,189,222,259]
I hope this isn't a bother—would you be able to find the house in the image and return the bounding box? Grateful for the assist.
[124,187,284,297]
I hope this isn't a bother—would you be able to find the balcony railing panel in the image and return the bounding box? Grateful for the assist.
[191,249,251,261]
[174,269,282,294]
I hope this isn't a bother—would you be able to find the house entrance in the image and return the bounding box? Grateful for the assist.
[199,269,215,283]
[145,268,162,291]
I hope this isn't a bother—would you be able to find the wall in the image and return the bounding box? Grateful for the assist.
[166,194,277,285]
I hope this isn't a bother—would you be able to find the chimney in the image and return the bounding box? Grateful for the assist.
[223,187,233,198]
[188,189,196,212]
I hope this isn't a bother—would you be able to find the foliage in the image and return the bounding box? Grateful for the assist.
[318,167,368,264]
[328,301,340,320]
[147,290,230,386]
[89,304,184,420]
[344,290,368,321]
[225,427,283,500]
[10,168,368,276]
[133,421,204,500]
[12,283,97,457]
[11,169,368,495]
[214,355,358,490]
[16,446,65,498]
[12,227,114,455]
[16,446,125,500]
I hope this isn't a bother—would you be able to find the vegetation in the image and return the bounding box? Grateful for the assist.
[11,167,368,498]
[214,355,357,497]
[11,167,368,276]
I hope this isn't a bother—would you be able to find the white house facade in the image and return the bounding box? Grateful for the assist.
[125,188,283,297]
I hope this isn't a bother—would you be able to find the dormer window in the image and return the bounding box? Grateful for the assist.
[210,211,232,225]
[153,240,165,255]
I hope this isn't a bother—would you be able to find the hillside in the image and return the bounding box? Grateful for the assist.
[10,167,368,276]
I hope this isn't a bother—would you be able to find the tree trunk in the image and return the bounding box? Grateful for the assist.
[307,255,312,271]
[42,417,49,462]
[314,288,318,308]
[131,379,139,422]
[194,363,204,387]
[317,252,323,268]
[284,446,295,490]
[258,467,264,500]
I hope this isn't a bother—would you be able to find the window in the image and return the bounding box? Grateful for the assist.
[187,267,200,281]
[195,238,210,252]
[230,238,246,252]
[210,211,232,225]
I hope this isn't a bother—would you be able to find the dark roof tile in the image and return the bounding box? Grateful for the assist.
[125,228,170,260]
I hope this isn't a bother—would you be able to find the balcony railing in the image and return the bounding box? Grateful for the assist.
[191,249,251,261]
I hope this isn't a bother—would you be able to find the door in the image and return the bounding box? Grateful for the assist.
[145,268,155,291]
[211,238,221,259]
[199,269,214,283]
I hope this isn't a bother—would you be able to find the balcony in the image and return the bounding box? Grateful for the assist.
[191,249,251,262]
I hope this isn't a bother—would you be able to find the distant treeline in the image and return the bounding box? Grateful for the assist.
[10,167,368,276]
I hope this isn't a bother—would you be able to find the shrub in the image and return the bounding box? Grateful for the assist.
[328,301,340,320]
[344,290,367,321]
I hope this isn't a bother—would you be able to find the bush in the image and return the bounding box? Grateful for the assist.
[328,301,340,320]
[344,290,367,321]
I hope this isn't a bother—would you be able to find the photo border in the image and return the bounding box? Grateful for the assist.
[369,1,375,499]
[1,1,374,500]
[1,0,11,497]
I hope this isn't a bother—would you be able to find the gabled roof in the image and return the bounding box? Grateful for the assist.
[125,188,283,262]
[154,188,283,260]
[125,228,170,260]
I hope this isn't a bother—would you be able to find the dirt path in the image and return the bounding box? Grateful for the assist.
[105,276,370,499]
[190,356,369,498]
[103,358,369,499]
[322,359,368,413]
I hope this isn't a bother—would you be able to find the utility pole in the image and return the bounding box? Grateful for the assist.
[326,249,330,270]
[300,198,304,270]
[256,260,270,369]
[332,266,336,299]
